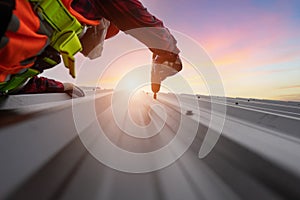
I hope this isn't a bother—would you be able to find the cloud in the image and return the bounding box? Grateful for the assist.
[277,85,300,90]
[181,1,300,74]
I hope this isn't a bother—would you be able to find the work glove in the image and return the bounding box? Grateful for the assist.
[151,52,182,97]
[80,19,110,60]
[63,83,85,98]
[152,53,182,82]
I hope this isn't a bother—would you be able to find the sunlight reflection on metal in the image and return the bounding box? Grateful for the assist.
[72,27,226,173]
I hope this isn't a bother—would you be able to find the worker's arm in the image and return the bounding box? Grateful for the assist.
[18,76,85,97]
[18,76,64,94]
[73,0,180,56]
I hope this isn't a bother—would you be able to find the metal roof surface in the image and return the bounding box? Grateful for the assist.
[1,89,300,200]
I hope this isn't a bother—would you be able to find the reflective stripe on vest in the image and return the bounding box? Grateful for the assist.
[30,0,83,78]
[30,0,100,78]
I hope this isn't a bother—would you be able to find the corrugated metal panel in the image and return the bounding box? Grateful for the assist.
[1,89,300,200]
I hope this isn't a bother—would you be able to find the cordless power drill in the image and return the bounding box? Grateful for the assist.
[151,53,182,99]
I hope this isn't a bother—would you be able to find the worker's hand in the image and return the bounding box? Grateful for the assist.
[151,53,182,82]
[151,53,182,98]
[63,83,85,98]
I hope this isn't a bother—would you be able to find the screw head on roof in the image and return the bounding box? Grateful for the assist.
[186,110,193,115]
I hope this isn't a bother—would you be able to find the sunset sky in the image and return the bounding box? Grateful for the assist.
[44,0,300,101]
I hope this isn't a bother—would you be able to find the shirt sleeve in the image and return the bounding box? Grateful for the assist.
[18,76,64,94]
[92,0,180,55]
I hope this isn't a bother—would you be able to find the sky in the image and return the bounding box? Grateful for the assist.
[44,0,300,101]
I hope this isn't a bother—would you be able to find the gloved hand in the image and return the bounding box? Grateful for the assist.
[152,53,182,81]
[63,83,85,98]
[151,52,182,97]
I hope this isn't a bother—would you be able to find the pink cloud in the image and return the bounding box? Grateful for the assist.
[191,7,300,72]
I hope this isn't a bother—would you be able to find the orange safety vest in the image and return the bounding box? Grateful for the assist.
[0,0,117,83]
[0,0,47,82]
